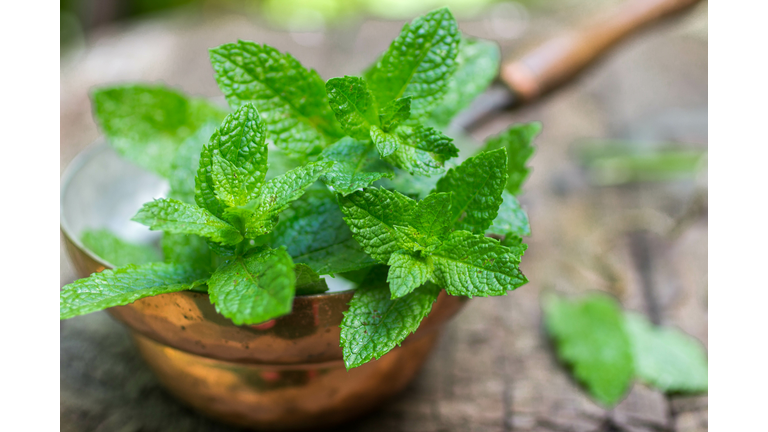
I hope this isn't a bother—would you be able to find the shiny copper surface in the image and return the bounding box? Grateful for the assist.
[61,144,469,429]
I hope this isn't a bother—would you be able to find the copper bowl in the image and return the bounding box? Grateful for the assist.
[61,143,468,430]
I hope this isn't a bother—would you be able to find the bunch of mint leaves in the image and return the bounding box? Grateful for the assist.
[60,7,539,369]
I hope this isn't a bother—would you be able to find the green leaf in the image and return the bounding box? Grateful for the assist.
[542,293,635,407]
[168,124,217,204]
[387,251,432,298]
[385,125,458,176]
[195,103,268,218]
[364,7,460,119]
[369,125,400,158]
[340,276,441,369]
[60,262,209,319]
[625,313,708,393]
[81,229,162,267]
[379,97,411,131]
[488,191,531,238]
[482,122,541,195]
[207,248,296,325]
[326,76,379,140]
[435,148,507,233]
[410,192,453,241]
[429,37,500,127]
[211,152,251,207]
[132,198,243,245]
[161,233,217,272]
[338,187,416,263]
[320,138,393,196]
[232,161,332,238]
[431,231,526,297]
[92,84,226,178]
[271,189,377,275]
[294,263,329,295]
[210,41,343,155]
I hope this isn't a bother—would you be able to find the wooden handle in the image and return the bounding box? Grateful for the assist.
[501,0,702,101]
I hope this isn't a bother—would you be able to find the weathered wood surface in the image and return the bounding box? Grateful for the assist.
[61,4,708,431]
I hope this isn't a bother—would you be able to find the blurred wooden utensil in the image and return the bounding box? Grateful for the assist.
[458,0,704,131]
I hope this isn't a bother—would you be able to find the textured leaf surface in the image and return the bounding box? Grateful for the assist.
[133,198,243,245]
[429,37,500,126]
[210,41,342,155]
[410,192,452,241]
[385,125,458,176]
[92,85,226,178]
[168,124,216,204]
[387,251,431,298]
[195,104,268,217]
[543,293,635,407]
[482,122,541,195]
[625,313,708,393]
[271,189,377,275]
[340,273,440,369]
[488,191,531,238]
[431,231,526,297]
[320,137,393,196]
[338,188,416,263]
[60,262,209,319]
[294,263,329,295]
[211,153,251,207]
[365,8,460,118]
[208,248,295,325]
[370,125,400,158]
[435,148,507,233]
[379,97,411,131]
[81,229,161,267]
[326,76,378,140]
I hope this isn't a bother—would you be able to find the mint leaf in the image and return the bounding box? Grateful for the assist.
[338,188,416,263]
[207,248,295,325]
[326,76,378,140]
[482,122,541,195]
[232,161,332,238]
[429,37,500,127]
[195,103,268,217]
[431,231,526,297]
[435,148,507,233]
[340,272,440,369]
[488,191,531,238]
[92,85,226,178]
[132,198,243,245]
[81,229,161,267]
[168,124,216,204]
[410,192,452,241]
[369,125,400,158]
[542,293,635,407]
[385,125,458,176]
[320,137,393,196]
[271,189,377,275]
[625,313,708,393]
[210,41,343,155]
[161,233,217,272]
[211,152,251,207]
[387,251,431,298]
[60,262,208,319]
[379,97,411,131]
[294,263,329,295]
[365,7,460,119]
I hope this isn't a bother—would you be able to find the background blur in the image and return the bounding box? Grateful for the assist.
[60,0,708,431]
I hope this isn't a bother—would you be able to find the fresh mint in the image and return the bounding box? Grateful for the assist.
[62,7,540,370]
[543,292,708,406]
[80,228,161,267]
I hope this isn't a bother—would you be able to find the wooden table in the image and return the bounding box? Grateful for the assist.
[61,5,708,431]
